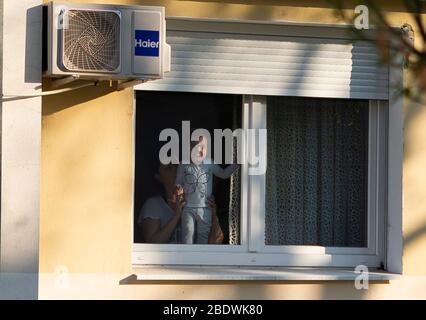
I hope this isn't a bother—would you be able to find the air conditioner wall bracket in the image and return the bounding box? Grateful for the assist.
[50,75,81,89]
[116,79,146,91]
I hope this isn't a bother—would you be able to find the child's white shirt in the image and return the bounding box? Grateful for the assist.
[176,159,238,208]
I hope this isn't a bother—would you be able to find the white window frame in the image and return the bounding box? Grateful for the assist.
[132,19,403,274]
[132,95,389,268]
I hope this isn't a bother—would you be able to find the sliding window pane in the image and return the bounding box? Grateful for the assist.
[265,97,369,247]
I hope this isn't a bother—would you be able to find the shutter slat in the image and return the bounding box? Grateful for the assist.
[172,51,380,67]
[156,77,388,94]
[167,32,377,49]
[171,41,378,55]
[171,64,389,81]
[167,72,388,88]
[172,58,386,74]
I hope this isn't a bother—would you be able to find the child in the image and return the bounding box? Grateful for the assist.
[176,136,238,244]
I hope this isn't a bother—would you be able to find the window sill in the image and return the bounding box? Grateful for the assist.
[129,266,400,281]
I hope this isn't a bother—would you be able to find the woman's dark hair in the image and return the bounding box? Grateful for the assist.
[147,156,167,199]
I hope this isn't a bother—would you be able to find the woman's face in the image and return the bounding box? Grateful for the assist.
[157,163,177,190]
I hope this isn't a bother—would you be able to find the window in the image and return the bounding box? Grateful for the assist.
[133,92,388,268]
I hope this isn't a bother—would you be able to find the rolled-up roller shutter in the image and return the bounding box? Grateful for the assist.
[136,20,388,100]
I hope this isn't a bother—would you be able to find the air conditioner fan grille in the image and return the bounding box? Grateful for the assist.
[62,10,120,72]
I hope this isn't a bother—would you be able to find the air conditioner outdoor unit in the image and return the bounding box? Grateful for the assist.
[43,2,171,81]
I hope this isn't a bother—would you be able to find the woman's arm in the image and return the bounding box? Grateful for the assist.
[141,197,185,243]
[207,197,225,244]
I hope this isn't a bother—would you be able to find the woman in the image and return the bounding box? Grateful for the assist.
[138,163,224,244]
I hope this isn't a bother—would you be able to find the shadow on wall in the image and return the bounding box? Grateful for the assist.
[402,81,425,160]
[119,277,377,299]
[405,223,426,247]
[173,0,349,8]
[173,0,407,12]
[401,73,426,259]
[42,79,118,116]
[402,89,426,256]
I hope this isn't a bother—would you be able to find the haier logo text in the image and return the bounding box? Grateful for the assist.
[135,30,159,57]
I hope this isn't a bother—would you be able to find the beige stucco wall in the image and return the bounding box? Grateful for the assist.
[40,0,426,299]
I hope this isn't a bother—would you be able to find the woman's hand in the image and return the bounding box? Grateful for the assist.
[174,197,186,218]
[175,184,184,200]
[167,185,185,216]
[207,196,224,244]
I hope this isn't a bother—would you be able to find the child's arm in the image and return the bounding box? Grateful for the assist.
[212,163,238,179]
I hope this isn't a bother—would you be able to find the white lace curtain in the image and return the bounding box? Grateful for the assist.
[265,97,369,247]
[229,105,241,245]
